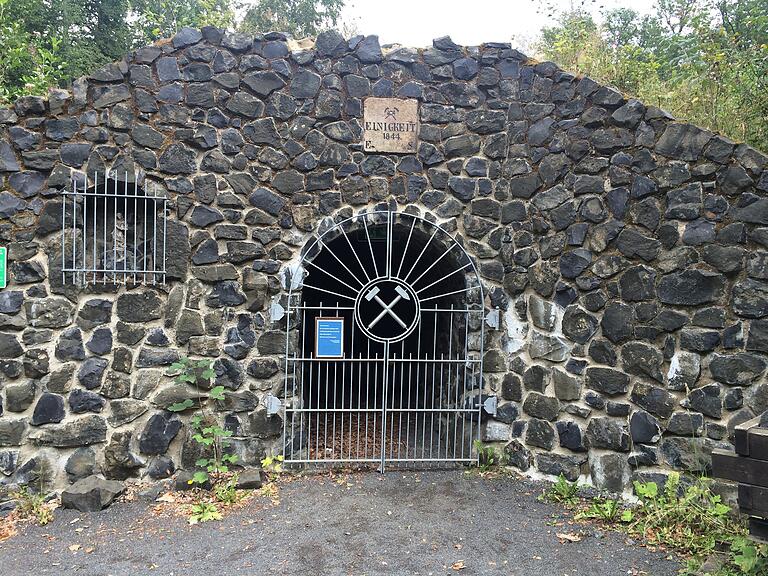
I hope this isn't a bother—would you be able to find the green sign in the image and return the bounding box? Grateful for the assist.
[0,247,6,289]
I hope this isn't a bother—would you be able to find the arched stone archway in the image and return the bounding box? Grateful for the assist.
[281,207,485,469]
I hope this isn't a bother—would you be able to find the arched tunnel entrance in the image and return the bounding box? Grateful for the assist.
[283,210,485,469]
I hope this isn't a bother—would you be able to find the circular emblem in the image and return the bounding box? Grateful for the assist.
[355,278,420,343]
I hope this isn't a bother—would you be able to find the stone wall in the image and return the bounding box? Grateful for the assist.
[1,26,767,494]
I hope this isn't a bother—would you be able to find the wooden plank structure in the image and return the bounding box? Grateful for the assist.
[712,415,768,543]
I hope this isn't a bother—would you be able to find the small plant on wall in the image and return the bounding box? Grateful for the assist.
[167,357,239,522]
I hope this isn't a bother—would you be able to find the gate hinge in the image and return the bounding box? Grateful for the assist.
[485,308,500,330]
[264,394,282,416]
[270,297,285,322]
[483,395,498,417]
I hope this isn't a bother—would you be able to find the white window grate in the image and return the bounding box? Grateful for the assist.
[61,172,167,286]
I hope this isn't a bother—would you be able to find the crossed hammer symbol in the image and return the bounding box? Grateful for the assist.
[365,285,410,329]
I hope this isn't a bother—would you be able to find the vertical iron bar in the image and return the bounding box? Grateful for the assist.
[406,352,413,461]
[454,311,466,460]
[364,339,371,460]
[346,304,354,460]
[379,342,389,472]
[373,348,380,462]
[61,181,67,285]
[142,183,147,284]
[444,304,455,460]
[357,339,364,460]
[162,197,167,284]
[133,178,138,284]
[123,173,128,283]
[437,352,444,460]
[152,182,157,285]
[112,171,117,283]
[468,358,477,464]
[299,306,307,461]
[71,179,77,286]
[314,302,322,461]
[101,172,106,284]
[84,172,91,285]
[385,210,392,278]
[477,312,485,466]
[93,171,100,284]
[429,308,438,460]
[323,303,330,459]
[397,339,405,461]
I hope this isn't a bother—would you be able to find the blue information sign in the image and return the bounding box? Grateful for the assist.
[316,317,344,358]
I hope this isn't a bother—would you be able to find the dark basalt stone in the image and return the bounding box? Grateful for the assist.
[69,388,106,414]
[631,382,676,419]
[522,392,560,421]
[684,384,722,419]
[658,270,726,306]
[585,367,630,396]
[30,393,65,425]
[116,291,163,323]
[78,357,108,390]
[586,417,630,452]
[158,143,196,174]
[525,418,555,450]
[556,421,587,452]
[561,306,598,344]
[708,353,766,386]
[55,328,85,361]
[621,341,663,383]
[77,299,113,330]
[630,410,661,444]
[139,413,182,455]
[29,415,107,447]
[536,453,587,482]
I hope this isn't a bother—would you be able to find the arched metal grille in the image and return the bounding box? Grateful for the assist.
[283,210,485,470]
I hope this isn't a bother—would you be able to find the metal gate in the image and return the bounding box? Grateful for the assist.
[282,210,485,470]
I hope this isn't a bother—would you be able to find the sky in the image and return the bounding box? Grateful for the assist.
[341,0,657,51]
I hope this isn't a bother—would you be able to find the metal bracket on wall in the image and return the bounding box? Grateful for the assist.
[483,395,498,417]
[270,297,285,323]
[264,394,282,416]
[484,308,500,330]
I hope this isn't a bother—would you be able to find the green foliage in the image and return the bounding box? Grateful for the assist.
[0,0,347,102]
[0,0,65,101]
[622,473,768,575]
[540,474,580,506]
[11,486,53,526]
[729,537,768,575]
[535,0,768,151]
[260,453,284,476]
[241,0,344,38]
[132,0,235,43]
[472,440,503,472]
[213,474,240,505]
[574,498,631,522]
[628,472,731,558]
[188,501,222,524]
[167,358,238,489]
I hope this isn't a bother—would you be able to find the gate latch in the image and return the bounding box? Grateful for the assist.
[270,297,285,322]
[264,394,282,416]
[483,395,498,416]
[484,308,500,330]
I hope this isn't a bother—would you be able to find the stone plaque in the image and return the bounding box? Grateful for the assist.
[363,97,419,154]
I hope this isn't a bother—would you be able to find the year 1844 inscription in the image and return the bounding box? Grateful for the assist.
[363,97,419,154]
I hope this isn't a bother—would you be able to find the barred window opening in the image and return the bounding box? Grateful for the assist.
[61,173,167,286]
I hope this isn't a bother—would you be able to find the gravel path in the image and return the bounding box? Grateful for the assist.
[0,470,680,575]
